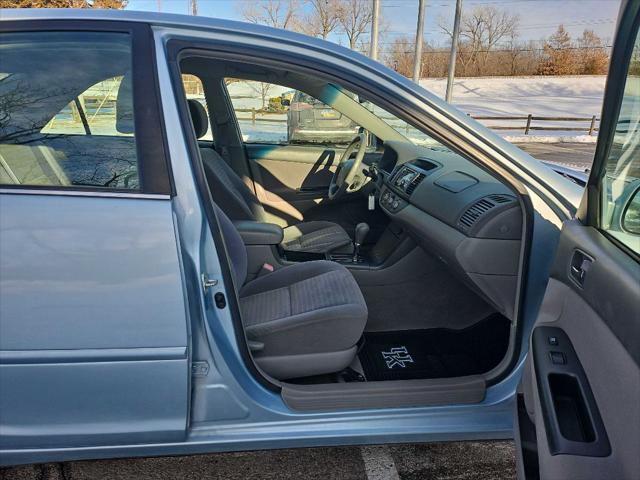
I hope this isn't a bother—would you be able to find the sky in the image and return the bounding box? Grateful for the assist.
[125,0,622,53]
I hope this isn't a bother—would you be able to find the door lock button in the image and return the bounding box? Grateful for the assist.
[550,351,566,365]
[548,336,559,346]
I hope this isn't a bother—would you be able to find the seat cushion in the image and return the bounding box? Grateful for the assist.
[282,221,352,253]
[240,261,367,379]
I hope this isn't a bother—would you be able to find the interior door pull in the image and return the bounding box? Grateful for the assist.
[532,327,611,457]
[570,250,593,287]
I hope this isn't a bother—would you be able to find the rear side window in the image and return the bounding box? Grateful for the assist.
[0,32,139,190]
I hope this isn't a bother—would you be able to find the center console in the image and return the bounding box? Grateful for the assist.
[235,207,410,276]
[281,248,367,265]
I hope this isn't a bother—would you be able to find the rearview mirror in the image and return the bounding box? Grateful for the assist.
[622,187,640,235]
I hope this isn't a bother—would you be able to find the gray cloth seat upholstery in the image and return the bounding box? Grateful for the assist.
[188,99,352,254]
[214,203,368,380]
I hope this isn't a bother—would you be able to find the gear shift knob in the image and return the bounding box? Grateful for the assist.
[354,222,370,246]
[353,222,370,261]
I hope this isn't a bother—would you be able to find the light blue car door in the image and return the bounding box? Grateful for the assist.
[0,22,189,452]
[513,2,640,478]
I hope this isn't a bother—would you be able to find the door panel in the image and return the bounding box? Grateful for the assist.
[247,144,338,202]
[516,2,640,477]
[0,194,189,449]
[519,221,639,479]
[246,143,339,225]
[245,143,386,235]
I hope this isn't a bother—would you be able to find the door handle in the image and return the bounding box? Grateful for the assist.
[570,250,592,287]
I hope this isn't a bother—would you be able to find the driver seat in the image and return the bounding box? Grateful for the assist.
[189,99,352,253]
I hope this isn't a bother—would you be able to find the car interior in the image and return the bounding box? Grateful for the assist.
[179,56,526,395]
[0,39,525,404]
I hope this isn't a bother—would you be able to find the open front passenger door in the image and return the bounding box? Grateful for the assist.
[515,2,640,478]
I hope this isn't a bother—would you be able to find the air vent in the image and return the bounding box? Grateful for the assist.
[487,194,513,204]
[405,173,426,195]
[458,194,514,232]
[391,166,410,184]
[458,194,516,232]
[459,198,494,229]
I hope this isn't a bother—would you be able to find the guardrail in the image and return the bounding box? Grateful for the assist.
[472,114,599,135]
[235,108,287,124]
[234,107,600,136]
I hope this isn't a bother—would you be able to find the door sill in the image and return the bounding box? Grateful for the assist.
[282,376,486,411]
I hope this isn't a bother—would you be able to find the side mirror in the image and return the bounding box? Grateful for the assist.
[281,98,290,107]
[622,186,640,235]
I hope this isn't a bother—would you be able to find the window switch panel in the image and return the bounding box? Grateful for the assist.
[550,351,566,365]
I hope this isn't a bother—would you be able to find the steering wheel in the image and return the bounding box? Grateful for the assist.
[328,133,367,200]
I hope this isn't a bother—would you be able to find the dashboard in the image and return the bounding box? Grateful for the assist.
[374,140,523,320]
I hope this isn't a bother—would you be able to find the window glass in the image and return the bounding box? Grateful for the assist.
[182,74,212,140]
[41,77,128,136]
[224,78,448,152]
[363,101,450,151]
[0,32,139,190]
[225,79,359,146]
[599,31,640,253]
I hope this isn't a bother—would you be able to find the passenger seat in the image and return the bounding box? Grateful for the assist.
[215,203,368,380]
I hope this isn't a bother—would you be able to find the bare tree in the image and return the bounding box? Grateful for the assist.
[246,81,274,110]
[387,22,610,78]
[301,0,341,39]
[577,29,609,74]
[440,5,519,76]
[0,0,127,6]
[505,32,521,76]
[239,0,300,30]
[336,0,373,50]
[357,14,390,56]
[385,38,414,77]
[630,40,640,76]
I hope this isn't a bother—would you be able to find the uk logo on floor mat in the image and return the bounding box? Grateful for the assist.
[381,346,414,369]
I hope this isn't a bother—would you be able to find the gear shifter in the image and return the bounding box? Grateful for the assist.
[353,222,370,262]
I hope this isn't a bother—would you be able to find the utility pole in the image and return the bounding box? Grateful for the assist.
[190,0,198,16]
[157,0,161,12]
[413,0,426,83]
[445,0,462,102]
[369,0,380,60]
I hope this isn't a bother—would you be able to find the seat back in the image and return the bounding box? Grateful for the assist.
[214,203,248,288]
[187,99,265,222]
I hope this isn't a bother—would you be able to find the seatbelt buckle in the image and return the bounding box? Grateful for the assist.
[258,262,275,277]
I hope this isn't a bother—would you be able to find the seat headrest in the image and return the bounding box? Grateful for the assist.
[116,74,134,134]
[187,99,208,139]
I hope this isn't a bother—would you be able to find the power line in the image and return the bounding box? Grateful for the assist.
[379,45,613,54]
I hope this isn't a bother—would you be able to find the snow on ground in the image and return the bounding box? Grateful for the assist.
[189,76,608,143]
[420,76,606,142]
[419,76,606,118]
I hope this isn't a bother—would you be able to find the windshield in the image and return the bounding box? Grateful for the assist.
[361,100,449,150]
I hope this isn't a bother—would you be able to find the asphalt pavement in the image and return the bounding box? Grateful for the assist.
[515,142,596,171]
[1,442,516,480]
[0,144,592,480]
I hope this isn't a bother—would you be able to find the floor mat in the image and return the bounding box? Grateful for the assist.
[358,314,511,381]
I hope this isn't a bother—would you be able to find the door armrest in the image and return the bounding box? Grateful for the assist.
[234,221,284,246]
